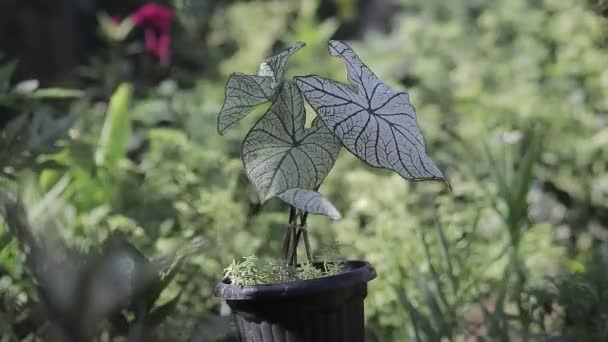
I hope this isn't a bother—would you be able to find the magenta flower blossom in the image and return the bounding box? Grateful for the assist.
[132,3,173,32]
[132,3,174,64]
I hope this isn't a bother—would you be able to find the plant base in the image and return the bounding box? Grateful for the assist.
[214,260,376,342]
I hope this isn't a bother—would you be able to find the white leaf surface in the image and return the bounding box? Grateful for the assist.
[276,188,341,220]
[295,40,446,182]
[242,80,341,202]
[217,73,274,134]
[258,41,305,83]
[217,42,305,134]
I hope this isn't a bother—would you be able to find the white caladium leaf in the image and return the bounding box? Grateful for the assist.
[276,188,341,220]
[258,41,305,83]
[242,80,341,203]
[217,74,274,134]
[295,40,446,182]
[217,42,306,134]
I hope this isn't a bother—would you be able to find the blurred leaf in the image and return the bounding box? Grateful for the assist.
[0,61,16,93]
[28,112,78,151]
[511,130,543,222]
[143,256,183,312]
[0,112,76,170]
[415,273,446,337]
[95,83,132,169]
[13,79,39,94]
[0,231,12,252]
[145,292,181,327]
[98,13,135,42]
[29,88,84,99]
[395,285,438,341]
[211,1,291,75]
[0,114,28,164]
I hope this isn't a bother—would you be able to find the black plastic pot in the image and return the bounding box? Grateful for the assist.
[215,260,376,342]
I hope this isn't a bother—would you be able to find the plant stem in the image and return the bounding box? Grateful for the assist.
[288,206,297,224]
[283,209,314,267]
[282,224,293,262]
[282,206,298,263]
[299,212,314,263]
[489,237,522,341]
[289,225,300,266]
[300,212,309,226]
[303,228,313,263]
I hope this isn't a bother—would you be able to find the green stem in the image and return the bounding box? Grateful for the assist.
[301,212,309,226]
[282,206,298,264]
[303,227,313,263]
[290,227,302,266]
[489,236,522,341]
[288,206,297,224]
[282,224,293,262]
[299,212,313,263]
[284,210,314,267]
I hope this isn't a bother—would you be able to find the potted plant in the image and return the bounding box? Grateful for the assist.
[214,40,447,342]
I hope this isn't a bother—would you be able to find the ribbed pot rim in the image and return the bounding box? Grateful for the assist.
[214,260,376,301]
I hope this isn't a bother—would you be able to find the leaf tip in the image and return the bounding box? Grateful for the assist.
[328,209,342,221]
[292,41,307,51]
[328,40,351,56]
[259,192,273,204]
[443,179,453,193]
[216,122,227,136]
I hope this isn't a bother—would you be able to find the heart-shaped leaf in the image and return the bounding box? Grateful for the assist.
[295,40,446,182]
[217,42,305,134]
[242,80,341,203]
[276,188,341,220]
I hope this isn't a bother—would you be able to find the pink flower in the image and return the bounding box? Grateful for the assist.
[132,3,173,32]
[132,3,174,64]
[143,30,171,64]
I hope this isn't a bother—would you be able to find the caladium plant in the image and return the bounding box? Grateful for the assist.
[218,40,447,268]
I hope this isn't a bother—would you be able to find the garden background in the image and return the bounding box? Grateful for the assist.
[1,0,608,340]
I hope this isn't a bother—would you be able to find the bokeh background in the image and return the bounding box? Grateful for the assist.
[1,0,608,340]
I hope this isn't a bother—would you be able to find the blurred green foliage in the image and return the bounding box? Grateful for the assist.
[0,0,607,340]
